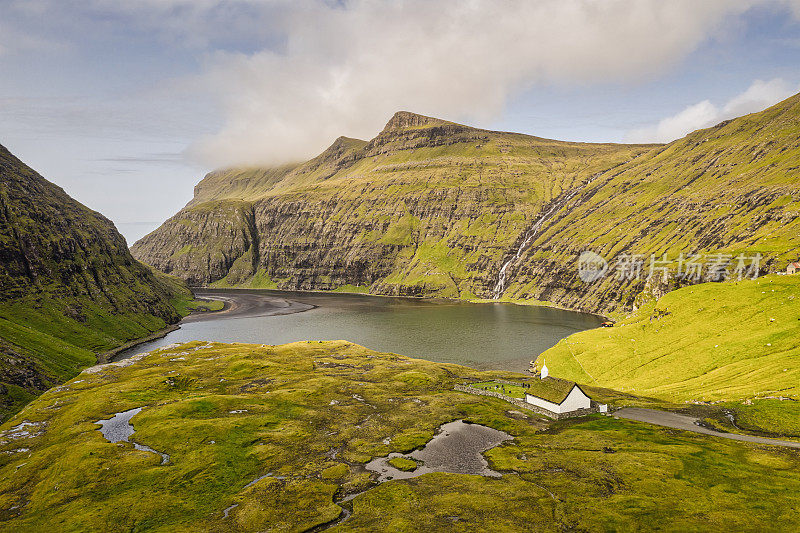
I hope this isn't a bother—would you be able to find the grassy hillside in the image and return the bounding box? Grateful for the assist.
[1,341,799,531]
[132,112,653,295]
[538,274,800,403]
[134,97,800,314]
[505,93,800,313]
[0,144,191,421]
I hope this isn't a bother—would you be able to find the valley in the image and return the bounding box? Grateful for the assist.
[2,91,799,532]
[0,144,195,422]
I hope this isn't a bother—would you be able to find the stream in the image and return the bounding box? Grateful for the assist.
[493,183,593,298]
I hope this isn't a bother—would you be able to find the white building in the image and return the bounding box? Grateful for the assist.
[525,378,592,415]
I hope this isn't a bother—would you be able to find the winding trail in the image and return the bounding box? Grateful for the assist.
[614,408,800,449]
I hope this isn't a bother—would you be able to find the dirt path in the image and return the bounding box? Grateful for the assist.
[614,407,800,449]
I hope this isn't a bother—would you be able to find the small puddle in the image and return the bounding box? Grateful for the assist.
[95,408,170,465]
[364,419,511,482]
[308,420,511,532]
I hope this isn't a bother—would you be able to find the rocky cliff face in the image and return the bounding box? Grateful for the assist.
[0,143,187,420]
[133,98,800,314]
[133,112,650,298]
[501,93,800,314]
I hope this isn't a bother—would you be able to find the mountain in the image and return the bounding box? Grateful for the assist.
[132,96,800,314]
[501,93,800,313]
[131,111,652,296]
[0,144,189,420]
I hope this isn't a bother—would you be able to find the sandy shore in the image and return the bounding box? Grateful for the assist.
[183,290,315,322]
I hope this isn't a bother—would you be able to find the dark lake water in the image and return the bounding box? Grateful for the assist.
[117,289,602,373]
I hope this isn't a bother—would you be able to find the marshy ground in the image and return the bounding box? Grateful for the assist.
[1,340,799,531]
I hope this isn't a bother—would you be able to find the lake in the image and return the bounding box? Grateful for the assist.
[115,289,602,373]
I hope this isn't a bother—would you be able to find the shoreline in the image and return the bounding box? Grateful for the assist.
[101,324,181,364]
[190,285,609,321]
[188,290,317,322]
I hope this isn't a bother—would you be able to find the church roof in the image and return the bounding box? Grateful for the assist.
[525,377,585,405]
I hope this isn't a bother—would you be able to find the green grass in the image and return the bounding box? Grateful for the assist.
[0,293,186,423]
[695,399,800,440]
[2,341,800,531]
[171,297,225,315]
[472,381,527,399]
[539,274,800,403]
[387,457,418,472]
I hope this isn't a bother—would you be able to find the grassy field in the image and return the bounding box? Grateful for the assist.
[1,341,798,531]
[538,274,800,437]
[538,274,800,400]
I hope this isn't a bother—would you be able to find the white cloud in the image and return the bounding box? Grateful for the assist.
[3,0,800,166]
[627,78,798,143]
[0,20,71,57]
[185,0,792,167]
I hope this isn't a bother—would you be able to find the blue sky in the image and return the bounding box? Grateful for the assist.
[1,0,799,243]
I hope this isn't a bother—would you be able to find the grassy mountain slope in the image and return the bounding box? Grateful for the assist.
[1,341,799,531]
[133,97,800,313]
[539,274,800,402]
[0,144,190,421]
[504,93,800,313]
[132,112,653,294]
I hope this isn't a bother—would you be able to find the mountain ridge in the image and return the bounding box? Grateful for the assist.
[132,96,800,313]
[0,144,189,420]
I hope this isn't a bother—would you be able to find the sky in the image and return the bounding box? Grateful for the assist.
[1,0,800,244]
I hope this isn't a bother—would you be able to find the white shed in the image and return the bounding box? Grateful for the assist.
[525,378,592,415]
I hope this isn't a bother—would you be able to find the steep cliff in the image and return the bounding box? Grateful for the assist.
[133,97,800,313]
[502,93,800,314]
[0,144,188,420]
[132,112,652,297]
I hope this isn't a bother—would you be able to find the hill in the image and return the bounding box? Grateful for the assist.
[0,144,190,421]
[1,340,799,531]
[132,96,800,314]
[131,112,652,297]
[502,93,800,313]
[538,273,800,402]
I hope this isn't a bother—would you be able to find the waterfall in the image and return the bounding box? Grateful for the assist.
[492,186,585,299]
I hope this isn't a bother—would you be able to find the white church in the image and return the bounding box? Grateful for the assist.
[524,359,595,415]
